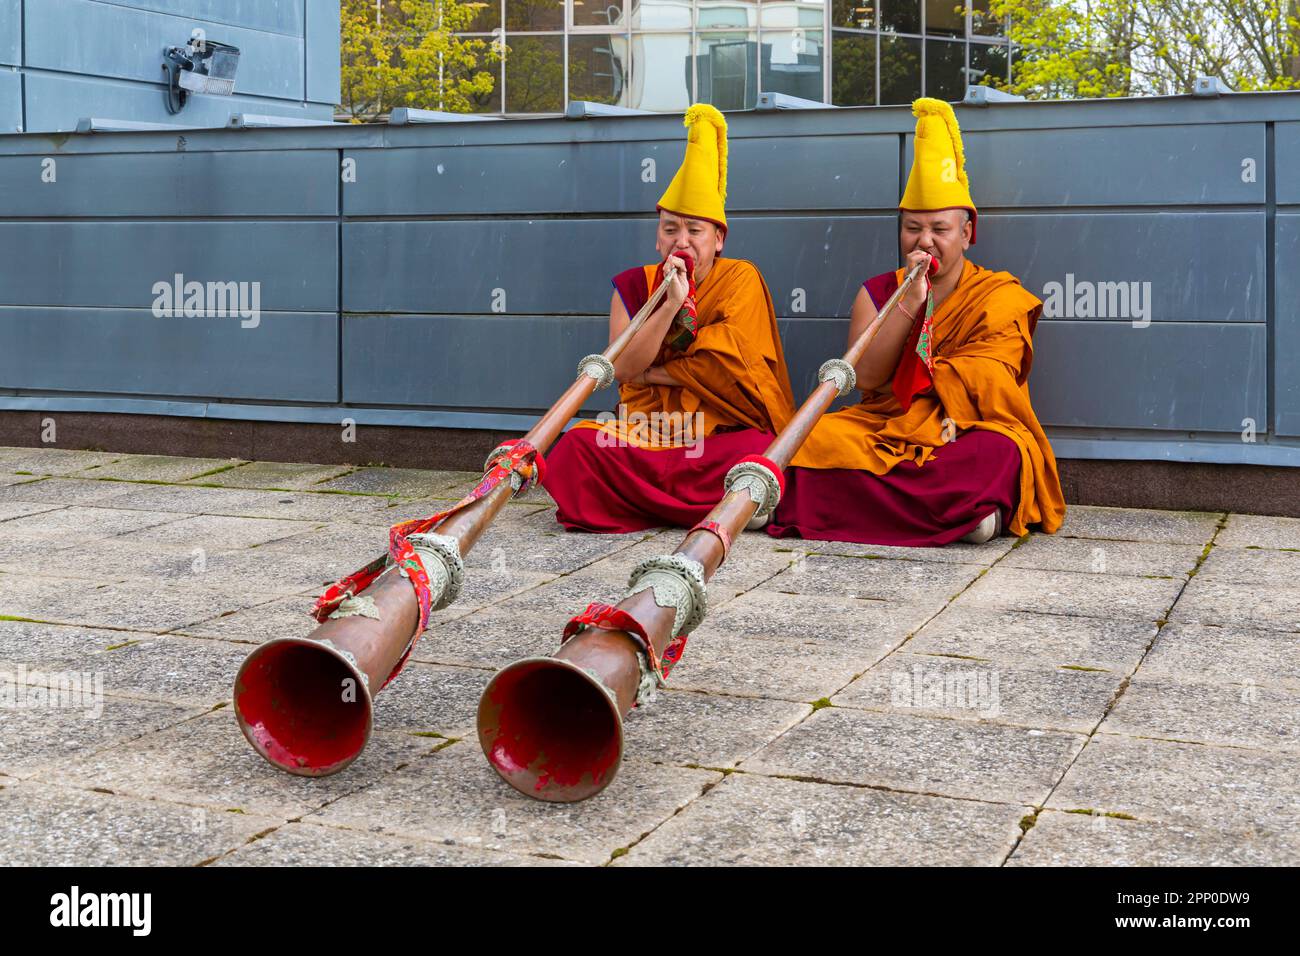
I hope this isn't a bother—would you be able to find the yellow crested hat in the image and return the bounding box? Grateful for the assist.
[657,103,728,233]
[899,97,978,243]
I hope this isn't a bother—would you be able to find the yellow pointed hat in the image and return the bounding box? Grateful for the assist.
[899,97,978,242]
[656,103,728,233]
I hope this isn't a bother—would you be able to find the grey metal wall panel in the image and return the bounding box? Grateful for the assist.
[0,71,19,133]
[0,149,338,216]
[0,307,336,401]
[973,212,1265,323]
[344,135,899,217]
[1279,122,1300,206]
[343,313,856,418]
[343,216,896,319]
[26,0,305,101]
[954,124,1267,207]
[1032,321,1266,431]
[0,0,19,66]
[22,71,332,132]
[0,222,338,311]
[344,314,615,412]
[90,0,305,36]
[1276,212,1300,437]
[306,0,340,106]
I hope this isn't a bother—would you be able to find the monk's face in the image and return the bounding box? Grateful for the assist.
[900,210,971,280]
[656,212,724,280]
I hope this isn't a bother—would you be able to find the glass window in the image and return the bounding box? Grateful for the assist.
[459,38,504,112]
[971,0,1004,37]
[696,32,758,110]
[631,0,693,29]
[573,0,629,28]
[506,0,563,30]
[759,0,824,28]
[879,33,920,102]
[925,0,963,37]
[570,34,630,105]
[505,34,564,111]
[881,0,919,34]
[925,38,964,99]
[969,40,1008,85]
[628,33,693,110]
[696,0,758,29]
[762,29,824,101]
[464,0,501,32]
[832,29,876,105]
[832,0,876,30]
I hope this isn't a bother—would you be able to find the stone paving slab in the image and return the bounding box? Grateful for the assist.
[955,567,1184,622]
[313,467,468,498]
[1054,505,1222,544]
[186,461,354,490]
[810,535,1017,566]
[66,634,252,709]
[1139,622,1300,690]
[618,773,1032,866]
[1046,733,1300,831]
[1101,676,1300,752]
[1007,809,1298,866]
[0,501,65,523]
[0,447,125,476]
[37,711,433,819]
[0,691,200,779]
[623,690,811,769]
[1,504,188,541]
[998,535,1202,578]
[80,455,246,483]
[833,653,1123,734]
[1192,546,1300,587]
[0,476,150,505]
[1215,513,1300,550]
[98,483,395,524]
[308,740,721,865]
[0,621,125,670]
[903,606,1157,672]
[0,780,281,866]
[762,553,985,606]
[1168,577,1300,633]
[211,820,581,867]
[702,588,937,651]
[739,706,1086,805]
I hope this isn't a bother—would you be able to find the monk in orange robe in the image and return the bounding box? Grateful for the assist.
[544,105,796,533]
[767,99,1065,546]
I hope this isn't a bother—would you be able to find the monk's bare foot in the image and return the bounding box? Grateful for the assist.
[746,513,771,530]
[960,509,1001,544]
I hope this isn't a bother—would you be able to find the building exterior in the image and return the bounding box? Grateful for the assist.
[0,0,341,133]
[455,0,1012,115]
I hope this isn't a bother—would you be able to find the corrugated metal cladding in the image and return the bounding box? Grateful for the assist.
[0,79,1297,467]
[0,0,340,132]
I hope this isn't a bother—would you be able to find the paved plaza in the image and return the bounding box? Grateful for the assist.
[0,446,1296,866]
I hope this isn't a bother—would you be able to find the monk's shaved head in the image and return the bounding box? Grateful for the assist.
[900,208,971,282]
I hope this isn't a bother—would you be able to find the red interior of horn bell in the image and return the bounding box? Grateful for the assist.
[234,641,370,776]
[479,659,622,802]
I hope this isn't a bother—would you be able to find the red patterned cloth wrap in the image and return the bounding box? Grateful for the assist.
[890,255,940,412]
[562,602,690,700]
[653,251,698,351]
[312,439,545,689]
[689,518,733,566]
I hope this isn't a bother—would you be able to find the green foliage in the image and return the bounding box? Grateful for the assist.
[340,0,499,120]
[979,0,1300,98]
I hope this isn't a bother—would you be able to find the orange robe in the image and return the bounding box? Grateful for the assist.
[571,257,796,447]
[791,258,1065,536]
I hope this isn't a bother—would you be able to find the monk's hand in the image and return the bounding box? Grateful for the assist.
[900,250,933,321]
[662,254,690,310]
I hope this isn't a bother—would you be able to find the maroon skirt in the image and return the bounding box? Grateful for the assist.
[544,426,775,533]
[766,430,1022,547]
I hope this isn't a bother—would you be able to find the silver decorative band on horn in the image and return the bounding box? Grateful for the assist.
[312,638,370,689]
[576,353,617,391]
[404,532,465,613]
[818,358,857,397]
[724,460,783,519]
[624,554,709,640]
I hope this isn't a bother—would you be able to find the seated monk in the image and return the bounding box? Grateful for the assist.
[767,97,1065,547]
[545,104,797,533]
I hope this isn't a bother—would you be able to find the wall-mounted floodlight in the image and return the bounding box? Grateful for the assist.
[163,35,241,114]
